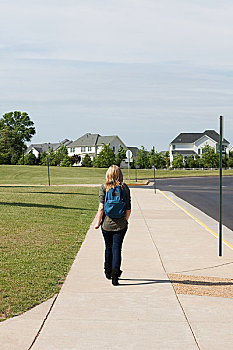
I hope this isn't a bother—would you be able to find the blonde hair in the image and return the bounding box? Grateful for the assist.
[105,165,123,192]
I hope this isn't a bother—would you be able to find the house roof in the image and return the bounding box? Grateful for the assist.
[96,136,117,146]
[27,143,58,153]
[171,130,229,145]
[69,133,126,148]
[171,133,203,144]
[204,130,229,144]
[127,147,139,157]
[27,139,72,154]
[69,133,100,147]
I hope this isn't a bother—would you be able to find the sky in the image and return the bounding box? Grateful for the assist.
[1,0,233,151]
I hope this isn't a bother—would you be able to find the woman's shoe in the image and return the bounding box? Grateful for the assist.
[104,263,112,280]
[111,268,120,286]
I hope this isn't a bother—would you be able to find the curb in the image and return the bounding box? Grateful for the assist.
[126,180,150,186]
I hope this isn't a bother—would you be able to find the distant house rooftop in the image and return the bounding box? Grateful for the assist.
[27,139,72,154]
[127,146,139,157]
[69,133,127,148]
[171,130,229,144]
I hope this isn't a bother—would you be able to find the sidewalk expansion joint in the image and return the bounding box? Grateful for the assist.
[27,294,59,350]
[133,190,201,350]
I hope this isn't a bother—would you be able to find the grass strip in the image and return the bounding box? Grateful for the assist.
[0,186,99,321]
[0,165,233,185]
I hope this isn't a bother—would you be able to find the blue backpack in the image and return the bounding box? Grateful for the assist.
[104,185,126,218]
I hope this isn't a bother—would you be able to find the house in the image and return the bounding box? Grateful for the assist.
[67,133,138,166]
[26,139,72,158]
[67,133,128,165]
[120,146,139,168]
[169,130,230,164]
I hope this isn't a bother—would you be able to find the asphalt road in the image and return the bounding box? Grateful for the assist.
[146,176,233,231]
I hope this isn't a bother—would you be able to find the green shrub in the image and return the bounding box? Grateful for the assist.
[60,155,73,167]
[82,154,93,167]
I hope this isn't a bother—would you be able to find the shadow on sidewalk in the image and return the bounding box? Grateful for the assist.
[119,278,169,286]
[119,278,233,287]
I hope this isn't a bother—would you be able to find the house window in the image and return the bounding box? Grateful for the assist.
[81,147,86,152]
[198,148,201,155]
[172,145,176,150]
[88,147,92,152]
[112,146,115,152]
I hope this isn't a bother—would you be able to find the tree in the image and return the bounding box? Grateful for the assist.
[0,111,36,162]
[227,151,233,167]
[185,155,197,168]
[194,155,203,168]
[148,147,155,168]
[0,127,24,164]
[148,148,166,169]
[163,151,170,168]
[201,145,219,168]
[115,145,126,166]
[40,151,48,166]
[130,159,136,169]
[18,151,37,165]
[61,155,73,167]
[136,146,150,169]
[93,144,115,168]
[55,144,68,165]
[172,154,184,168]
[0,111,35,142]
[82,154,93,167]
[47,148,57,166]
[228,156,233,167]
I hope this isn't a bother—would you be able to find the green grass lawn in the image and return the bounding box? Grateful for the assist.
[0,165,233,185]
[0,165,106,185]
[0,186,99,321]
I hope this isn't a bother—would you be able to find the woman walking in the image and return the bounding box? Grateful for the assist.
[95,165,131,286]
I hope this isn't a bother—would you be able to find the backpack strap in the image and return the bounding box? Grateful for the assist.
[120,186,126,202]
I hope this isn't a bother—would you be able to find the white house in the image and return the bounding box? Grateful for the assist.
[67,133,128,166]
[169,130,230,164]
[26,139,72,158]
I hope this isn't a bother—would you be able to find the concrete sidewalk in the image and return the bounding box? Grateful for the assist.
[1,188,233,349]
